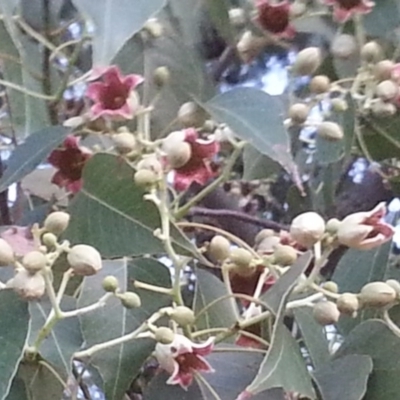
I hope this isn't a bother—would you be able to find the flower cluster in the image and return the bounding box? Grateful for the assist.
[324,0,374,22]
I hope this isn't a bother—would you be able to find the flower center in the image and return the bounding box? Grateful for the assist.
[258,2,290,34]
[100,85,129,110]
[336,0,362,10]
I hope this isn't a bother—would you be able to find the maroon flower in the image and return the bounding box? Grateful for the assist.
[48,135,92,193]
[164,128,219,191]
[85,65,144,120]
[337,202,395,250]
[324,0,374,22]
[155,334,214,389]
[255,0,295,38]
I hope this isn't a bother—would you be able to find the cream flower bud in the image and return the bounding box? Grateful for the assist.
[361,41,382,64]
[154,327,175,344]
[208,235,230,262]
[178,102,206,128]
[134,169,158,187]
[229,7,246,27]
[331,34,357,59]
[169,306,196,326]
[376,80,398,102]
[112,132,137,154]
[118,291,141,309]
[42,233,58,248]
[44,211,70,235]
[336,293,359,315]
[359,281,396,308]
[290,212,325,248]
[67,244,102,276]
[374,60,394,82]
[273,244,297,266]
[11,269,46,300]
[292,47,321,76]
[153,66,170,87]
[310,75,330,94]
[0,238,14,266]
[165,141,192,169]
[288,103,309,124]
[317,121,344,141]
[322,281,339,293]
[313,301,340,326]
[102,275,119,292]
[22,251,47,273]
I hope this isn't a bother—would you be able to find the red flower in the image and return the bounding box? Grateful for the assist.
[48,135,92,193]
[155,334,214,389]
[255,0,295,38]
[85,65,144,120]
[324,0,374,22]
[337,202,394,250]
[164,129,219,191]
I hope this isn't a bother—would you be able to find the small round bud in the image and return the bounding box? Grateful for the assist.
[371,100,397,117]
[229,248,253,267]
[169,306,195,326]
[359,281,396,307]
[11,269,45,300]
[317,121,344,142]
[137,155,162,174]
[289,103,309,124]
[322,281,339,293]
[42,233,57,248]
[290,212,325,248]
[361,41,382,64]
[310,75,330,94]
[178,102,206,128]
[254,229,275,245]
[331,98,348,112]
[331,34,357,59]
[273,244,297,266]
[289,1,306,18]
[143,18,163,38]
[336,293,359,315]
[165,141,192,169]
[292,47,321,76]
[237,31,267,64]
[22,251,47,273]
[112,132,137,154]
[0,238,14,266]
[326,218,341,234]
[313,301,340,326]
[256,235,281,255]
[102,275,119,292]
[153,66,170,87]
[118,292,141,309]
[386,279,400,297]
[376,80,398,101]
[67,244,102,276]
[44,211,70,235]
[208,235,230,262]
[229,7,246,28]
[374,60,395,82]
[154,327,175,344]
[134,169,158,187]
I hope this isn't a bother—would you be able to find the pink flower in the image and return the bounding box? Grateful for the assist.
[164,129,219,191]
[85,65,144,120]
[337,202,394,250]
[48,135,92,193]
[255,0,295,38]
[324,0,374,22]
[155,334,215,389]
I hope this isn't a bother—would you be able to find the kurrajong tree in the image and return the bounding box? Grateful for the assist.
[0,0,399,399]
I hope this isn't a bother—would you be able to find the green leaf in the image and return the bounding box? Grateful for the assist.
[72,0,166,66]
[5,377,27,400]
[27,297,83,380]
[363,0,400,38]
[261,252,313,314]
[293,307,330,369]
[64,153,198,258]
[0,126,70,193]
[78,258,171,400]
[204,88,301,187]
[193,268,237,336]
[335,320,400,400]
[0,290,30,400]
[242,144,281,180]
[205,0,235,46]
[313,354,372,400]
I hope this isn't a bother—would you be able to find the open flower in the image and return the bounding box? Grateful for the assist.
[163,128,219,191]
[337,202,394,250]
[255,0,295,38]
[324,0,375,22]
[155,334,214,389]
[85,65,144,120]
[48,135,92,193]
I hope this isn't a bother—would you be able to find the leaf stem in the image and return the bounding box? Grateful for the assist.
[133,279,173,295]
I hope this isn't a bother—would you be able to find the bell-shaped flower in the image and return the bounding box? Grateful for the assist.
[324,0,375,23]
[85,65,144,120]
[155,333,215,389]
[337,202,394,250]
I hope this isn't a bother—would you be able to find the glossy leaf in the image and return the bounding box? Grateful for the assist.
[64,153,197,258]
[335,320,400,400]
[78,258,171,400]
[261,252,313,314]
[72,0,166,66]
[5,377,27,400]
[193,268,237,335]
[0,126,70,193]
[313,354,372,400]
[0,290,30,400]
[204,88,301,187]
[293,307,330,369]
[27,297,83,380]
[363,0,400,38]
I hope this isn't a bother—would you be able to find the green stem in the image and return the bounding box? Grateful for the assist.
[133,280,173,295]
[221,266,240,320]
